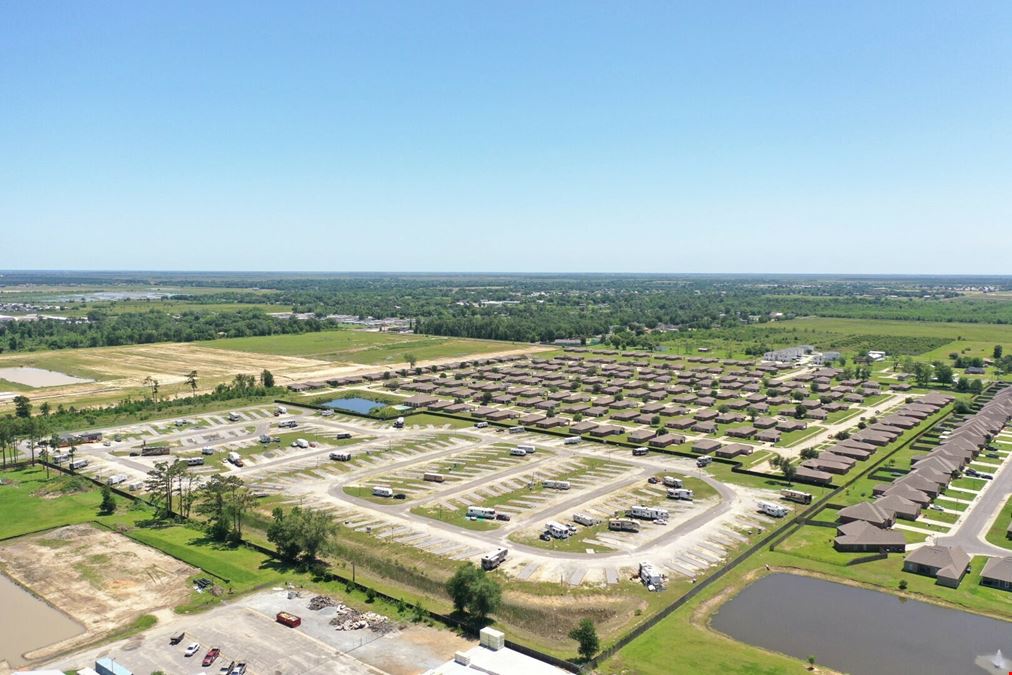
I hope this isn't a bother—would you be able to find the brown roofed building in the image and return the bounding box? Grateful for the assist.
[903,545,971,587]
[834,520,906,553]
[981,556,1012,591]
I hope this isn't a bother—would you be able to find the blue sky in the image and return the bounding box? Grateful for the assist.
[2,2,1010,273]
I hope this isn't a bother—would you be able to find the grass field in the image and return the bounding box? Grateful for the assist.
[203,330,530,365]
[984,495,1012,551]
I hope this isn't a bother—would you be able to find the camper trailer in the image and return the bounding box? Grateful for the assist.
[662,476,683,488]
[542,479,571,490]
[667,488,693,500]
[106,474,126,486]
[227,412,241,422]
[696,455,713,467]
[780,489,813,504]
[609,519,641,532]
[329,451,352,461]
[69,459,89,470]
[573,513,599,527]
[630,505,669,521]
[759,501,790,518]
[632,446,649,456]
[294,438,310,449]
[423,472,445,483]
[481,548,508,571]
[275,405,288,415]
[185,457,205,466]
[227,451,243,467]
[510,447,528,456]
[564,436,580,445]
[202,446,215,455]
[516,444,536,455]
[639,561,664,590]
[372,486,394,498]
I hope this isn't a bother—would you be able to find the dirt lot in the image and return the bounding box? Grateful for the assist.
[44,588,472,675]
[0,524,196,660]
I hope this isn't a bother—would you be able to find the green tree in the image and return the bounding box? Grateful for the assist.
[912,361,933,387]
[445,563,501,620]
[569,618,600,661]
[994,345,1003,360]
[404,353,418,368]
[185,370,198,395]
[260,369,275,388]
[99,483,117,515]
[13,395,32,418]
[781,461,797,483]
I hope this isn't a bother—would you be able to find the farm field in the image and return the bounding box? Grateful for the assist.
[202,330,536,364]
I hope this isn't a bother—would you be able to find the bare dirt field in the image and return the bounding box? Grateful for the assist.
[0,366,92,387]
[0,524,196,661]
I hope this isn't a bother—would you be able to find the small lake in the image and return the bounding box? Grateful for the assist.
[321,397,386,414]
[711,573,1012,675]
[0,573,84,666]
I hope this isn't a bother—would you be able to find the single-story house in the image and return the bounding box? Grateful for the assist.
[715,443,753,459]
[980,556,1012,591]
[837,501,895,528]
[650,433,686,448]
[903,545,971,587]
[692,439,722,454]
[834,520,906,553]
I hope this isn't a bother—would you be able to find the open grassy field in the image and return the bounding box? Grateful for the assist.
[203,330,534,365]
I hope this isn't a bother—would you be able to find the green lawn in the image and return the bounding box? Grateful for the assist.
[984,495,1012,551]
[0,467,102,539]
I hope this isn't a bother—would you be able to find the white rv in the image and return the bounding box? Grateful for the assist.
[759,501,790,518]
[542,479,571,490]
[639,561,664,590]
[227,412,241,422]
[564,436,580,445]
[573,513,599,527]
[106,474,126,486]
[467,506,497,519]
[510,447,528,456]
[372,486,394,498]
[667,488,693,500]
[329,451,352,461]
[662,476,683,488]
[481,548,508,571]
[545,521,573,539]
[516,444,536,455]
[630,505,669,521]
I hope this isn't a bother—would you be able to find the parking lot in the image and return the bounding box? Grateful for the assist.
[45,589,468,675]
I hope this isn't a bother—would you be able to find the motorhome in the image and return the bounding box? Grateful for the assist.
[276,405,288,415]
[517,444,536,455]
[294,438,310,449]
[185,457,205,466]
[608,519,641,532]
[630,505,669,521]
[69,459,89,470]
[543,479,571,490]
[329,451,352,461]
[509,426,526,434]
[467,506,497,519]
[781,489,813,504]
[481,548,508,571]
[564,436,580,445]
[662,476,683,488]
[545,521,573,539]
[106,474,126,486]
[372,486,394,498]
[667,488,693,500]
[202,446,215,455]
[510,447,528,456]
[140,445,170,457]
[759,501,790,518]
[696,455,713,467]
[424,472,445,483]
[227,451,243,466]
[227,412,241,422]
[573,513,599,527]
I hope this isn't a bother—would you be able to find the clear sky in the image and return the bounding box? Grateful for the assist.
[2,2,1010,273]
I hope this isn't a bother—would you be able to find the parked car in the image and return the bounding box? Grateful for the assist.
[965,468,979,477]
[230,662,248,675]
[539,532,551,541]
[220,661,235,674]
[202,648,221,667]
[928,504,943,511]
[647,476,659,484]
[986,452,1000,458]
[184,642,201,657]
[980,473,994,480]
[495,512,511,521]
[394,493,407,500]
[169,631,185,645]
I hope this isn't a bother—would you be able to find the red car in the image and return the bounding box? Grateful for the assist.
[202,648,221,667]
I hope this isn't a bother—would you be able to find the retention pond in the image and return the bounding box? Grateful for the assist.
[0,572,84,666]
[711,573,1012,675]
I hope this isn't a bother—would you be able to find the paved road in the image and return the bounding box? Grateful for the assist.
[935,436,1012,557]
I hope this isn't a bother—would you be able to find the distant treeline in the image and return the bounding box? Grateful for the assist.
[0,309,330,352]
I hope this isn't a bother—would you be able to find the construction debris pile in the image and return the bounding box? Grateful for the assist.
[307,595,393,633]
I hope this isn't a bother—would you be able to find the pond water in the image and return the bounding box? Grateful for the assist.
[0,366,93,387]
[321,397,386,414]
[711,573,1012,675]
[0,572,84,666]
